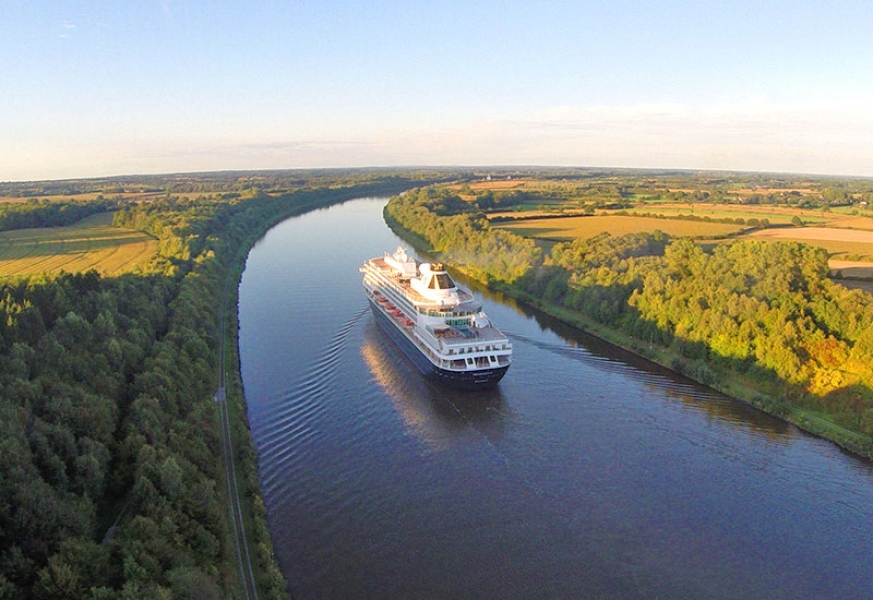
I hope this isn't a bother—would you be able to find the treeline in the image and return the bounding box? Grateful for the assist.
[385,186,873,456]
[385,187,542,284]
[614,210,771,228]
[471,190,556,211]
[456,169,873,210]
[0,167,457,201]
[0,176,421,598]
[112,195,237,275]
[0,199,118,232]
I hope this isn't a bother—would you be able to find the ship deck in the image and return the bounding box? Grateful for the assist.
[369,256,476,311]
[428,323,507,346]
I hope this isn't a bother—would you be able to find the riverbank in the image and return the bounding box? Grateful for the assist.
[220,182,438,595]
[383,187,873,461]
[236,195,873,599]
[384,211,873,461]
[501,285,873,460]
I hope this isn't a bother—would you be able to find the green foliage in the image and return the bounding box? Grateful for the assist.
[0,199,118,232]
[386,185,873,454]
[551,234,873,434]
[0,172,435,597]
[3,168,870,593]
[0,271,166,595]
[385,186,543,284]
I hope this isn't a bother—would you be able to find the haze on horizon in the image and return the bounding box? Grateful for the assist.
[3,1,872,182]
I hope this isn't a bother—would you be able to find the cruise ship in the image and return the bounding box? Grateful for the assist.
[360,247,511,389]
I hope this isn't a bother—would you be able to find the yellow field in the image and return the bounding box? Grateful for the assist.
[0,191,166,204]
[829,261,873,279]
[499,213,873,277]
[625,203,873,230]
[496,215,744,241]
[745,227,873,264]
[0,212,158,277]
[463,179,533,191]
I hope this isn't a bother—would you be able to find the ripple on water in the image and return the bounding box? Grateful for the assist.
[240,198,873,600]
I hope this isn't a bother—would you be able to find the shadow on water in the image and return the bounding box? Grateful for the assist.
[468,272,800,441]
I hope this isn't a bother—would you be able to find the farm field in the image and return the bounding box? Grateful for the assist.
[495,214,744,241]
[749,226,873,245]
[625,202,873,229]
[496,211,873,278]
[0,191,165,204]
[0,212,158,277]
[746,226,873,264]
[623,203,811,225]
[830,261,873,280]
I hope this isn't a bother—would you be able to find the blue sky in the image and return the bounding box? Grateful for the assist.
[2,0,872,181]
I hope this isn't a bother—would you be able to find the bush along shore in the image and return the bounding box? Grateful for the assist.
[384,186,873,459]
[0,176,428,599]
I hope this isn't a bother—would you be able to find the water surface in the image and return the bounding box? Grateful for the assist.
[238,197,873,599]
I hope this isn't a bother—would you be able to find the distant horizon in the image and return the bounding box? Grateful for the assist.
[4,2,872,182]
[4,163,873,187]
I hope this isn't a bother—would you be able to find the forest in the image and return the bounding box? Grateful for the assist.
[3,167,872,597]
[0,172,434,599]
[385,183,873,457]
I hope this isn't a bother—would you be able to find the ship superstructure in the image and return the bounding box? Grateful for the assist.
[360,247,511,388]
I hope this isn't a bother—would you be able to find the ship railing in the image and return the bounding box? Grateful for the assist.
[416,307,477,318]
[415,327,446,353]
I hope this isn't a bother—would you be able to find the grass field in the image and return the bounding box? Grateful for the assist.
[0,212,158,277]
[496,214,745,241]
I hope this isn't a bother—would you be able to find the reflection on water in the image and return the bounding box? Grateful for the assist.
[239,197,873,600]
[513,301,797,441]
[361,319,507,452]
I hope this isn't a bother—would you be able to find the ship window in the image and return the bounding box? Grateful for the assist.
[435,273,454,289]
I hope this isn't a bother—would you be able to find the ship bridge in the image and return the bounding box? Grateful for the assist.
[411,263,461,307]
